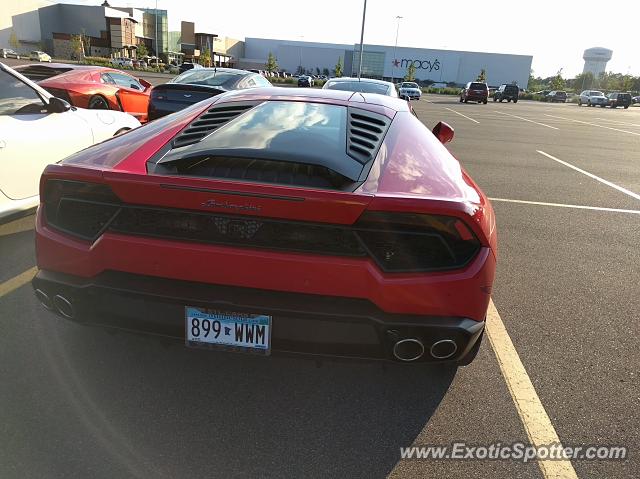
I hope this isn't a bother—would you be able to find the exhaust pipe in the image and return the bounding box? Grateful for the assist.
[53,294,75,319]
[34,289,53,311]
[393,338,425,362]
[430,339,458,360]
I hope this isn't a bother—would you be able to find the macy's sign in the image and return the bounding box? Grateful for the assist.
[393,58,441,72]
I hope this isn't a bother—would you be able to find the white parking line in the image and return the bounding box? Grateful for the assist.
[444,107,480,124]
[489,197,640,214]
[544,114,640,136]
[537,150,640,202]
[492,110,559,130]
[594,118,640,128]
[487,300,579,479]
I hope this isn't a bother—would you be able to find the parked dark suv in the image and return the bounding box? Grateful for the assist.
[607,92,632,109]
[493,84,519,103]
[546,91,567,103]
[460,82,488,104]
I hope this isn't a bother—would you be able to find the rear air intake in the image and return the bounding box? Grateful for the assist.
[347,108,392,164]
[172,102,258,148]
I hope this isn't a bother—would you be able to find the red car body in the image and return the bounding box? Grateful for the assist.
[32,88,497,365]
[15,63,152,123]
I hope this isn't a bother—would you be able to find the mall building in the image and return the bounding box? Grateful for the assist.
[242,38,533,87]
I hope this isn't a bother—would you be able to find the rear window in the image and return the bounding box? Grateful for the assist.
[470,83,487,90]
[326,81,390,95]
[591,91,604,96]
[172,70,242,87]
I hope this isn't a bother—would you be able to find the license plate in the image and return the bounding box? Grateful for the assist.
[185,307,271,355]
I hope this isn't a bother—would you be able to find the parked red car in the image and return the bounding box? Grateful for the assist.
[15,63,152,123]
[460,81,489,104]
[31,88,497,365]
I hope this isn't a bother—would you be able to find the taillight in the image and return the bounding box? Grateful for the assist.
[43,179,121,240]
[354,211,481,272]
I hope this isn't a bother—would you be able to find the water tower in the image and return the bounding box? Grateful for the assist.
[582,47,613,77]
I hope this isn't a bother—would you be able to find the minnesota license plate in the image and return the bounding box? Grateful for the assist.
[185,307,271,355]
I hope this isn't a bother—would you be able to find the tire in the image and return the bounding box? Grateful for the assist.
[578,100,582,106]
[88,95,110,109]
[513,99,518,103]
[507,98,511,102]
[459,97,463,103]
[493,96,497,102]
[588,101,592,107]
[483,100,487,104]
[464,99,468,103]
[624,106,629,109]
[499,98,503,102]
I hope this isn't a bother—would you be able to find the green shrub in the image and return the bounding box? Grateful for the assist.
[423,87,460,95]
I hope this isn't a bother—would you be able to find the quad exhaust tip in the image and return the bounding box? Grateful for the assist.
[34,289,53,311]
[53,294,75,319]
[393,338,425,362]
[430,339,458,360]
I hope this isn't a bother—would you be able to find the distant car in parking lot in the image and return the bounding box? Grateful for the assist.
[29,51,51,62]
[460,82,488,104]
[298,75,314,87]
[323,77,398,97]
[110,57,133,68]
[607,92,631,109]
[148,67,272,120]
[0,63,139,221]
[546,91,567,103]
[398,82,422,100]
[179,62,203,74]
[1,48,20,59]
[493,84,519,103]
[578,90,608,107]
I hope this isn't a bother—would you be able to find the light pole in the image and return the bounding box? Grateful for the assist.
[154,0,158,68]
[357,0,367,79]
[391,16,402,82]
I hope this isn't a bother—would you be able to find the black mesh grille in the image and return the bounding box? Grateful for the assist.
[44,87,73,105]
[347,108,392,164]
[109,208,366,257]
[170,156,352,189]
[172,102,258,148]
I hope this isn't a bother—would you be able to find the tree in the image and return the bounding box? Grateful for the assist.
[550,69,565,90]
[70,34,83,60]
[296,65,304,75]
[322,67,330,77]
[572,71,594,91]
[315,67,320,76]
[137,42,148,58]
[404,61,416,81]
[265,51,278,74]
[201,47,211,67]
[334,56,343,77]
[9,30,19,51]
[476,68,487,82]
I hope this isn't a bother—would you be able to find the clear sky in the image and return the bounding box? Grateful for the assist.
[68,0,638,78]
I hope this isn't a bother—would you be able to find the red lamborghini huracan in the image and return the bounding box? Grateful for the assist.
[15,63,152,123]
[31,88,497,365]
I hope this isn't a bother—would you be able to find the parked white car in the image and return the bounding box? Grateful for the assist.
[398,82,422,101]
[29,50,51,62]
[0,63,140,221]
[578,90,608,107]
[110,57,134,68]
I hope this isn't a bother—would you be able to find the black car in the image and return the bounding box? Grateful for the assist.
[178,62,203,74]
[148,68,272,120]
[298,75,314,87]
[607,92,632,109]
[493,84,519,103]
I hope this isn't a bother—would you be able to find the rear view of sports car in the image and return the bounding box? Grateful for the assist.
[32,88,497,365]
[15,63,152,123]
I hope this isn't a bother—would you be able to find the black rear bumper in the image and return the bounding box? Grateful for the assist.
[32,270,484,364]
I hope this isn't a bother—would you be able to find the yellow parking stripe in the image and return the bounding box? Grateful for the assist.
[487,300,579,479]
[0,266,38,298]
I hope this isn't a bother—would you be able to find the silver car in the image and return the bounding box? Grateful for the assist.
[323,77,398,97]
[1,48,20,59]
[398,82,422,100]
[578,90,608,107]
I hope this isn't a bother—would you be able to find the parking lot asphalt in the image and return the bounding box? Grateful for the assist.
[1,91,638,479]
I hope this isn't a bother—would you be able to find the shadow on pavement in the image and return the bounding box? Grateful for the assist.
[11,309,457,479]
